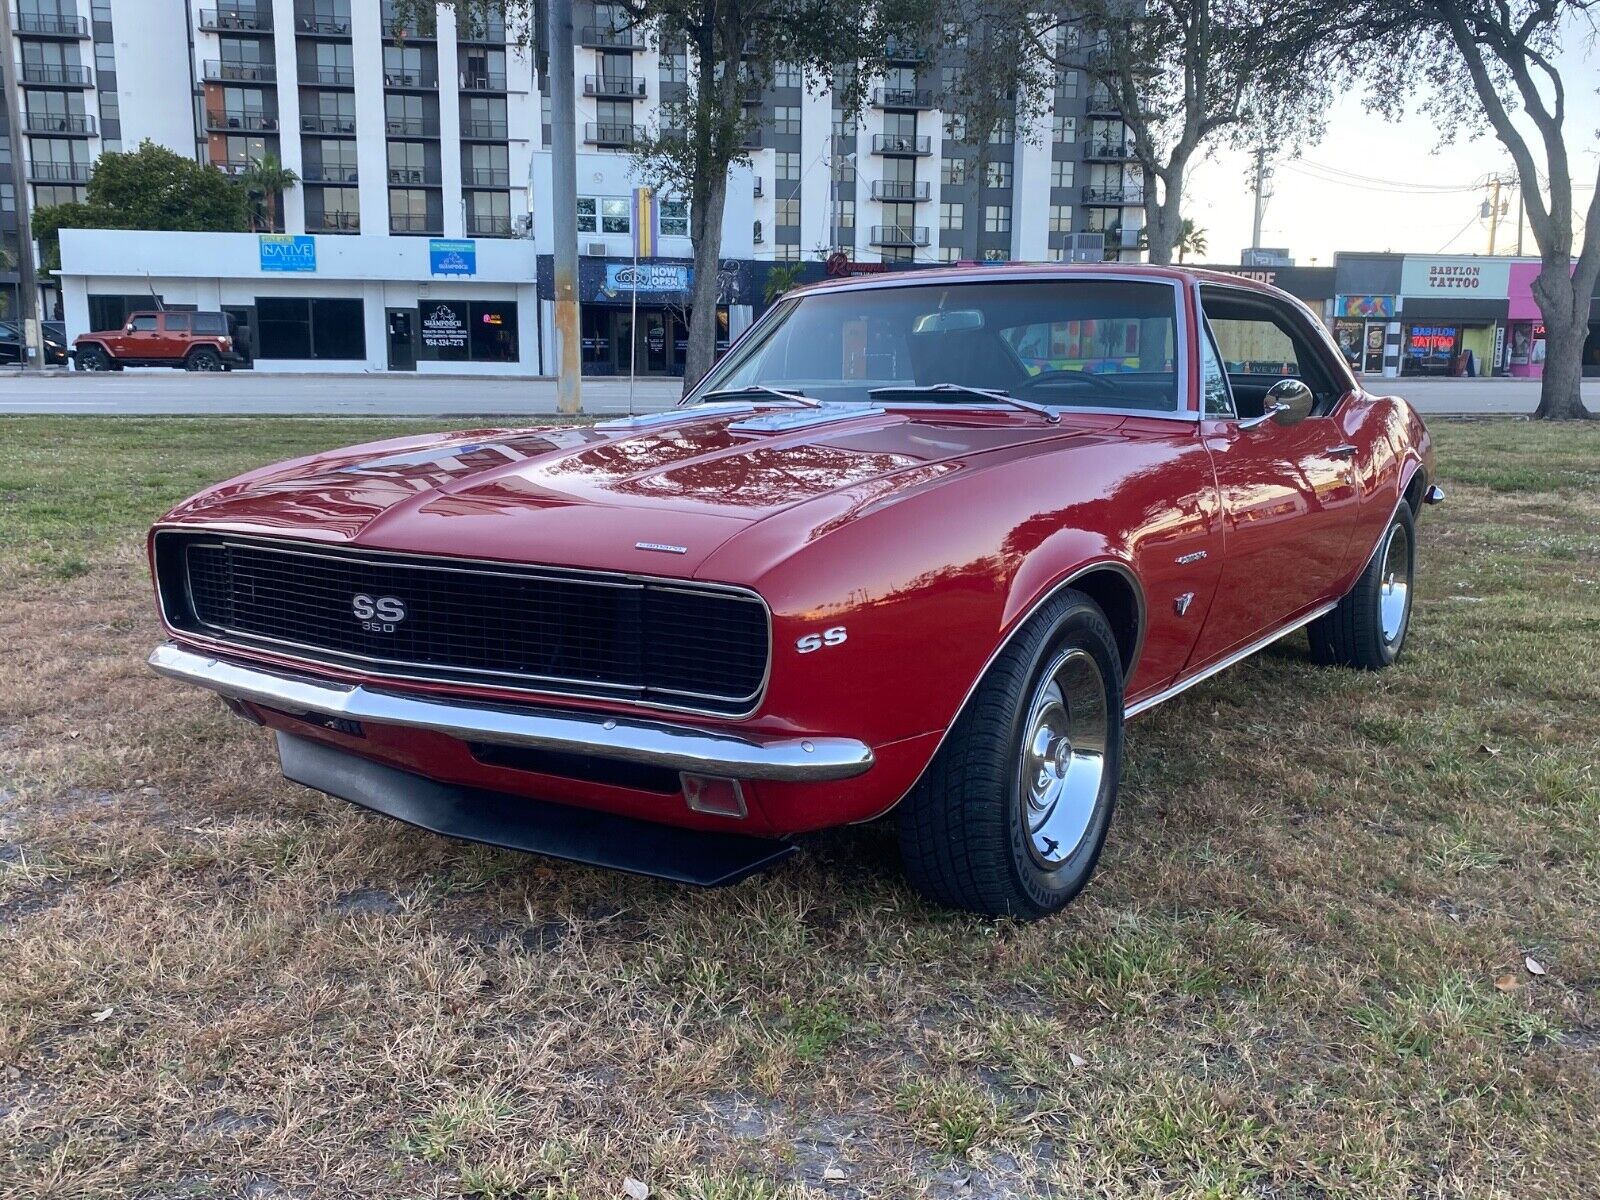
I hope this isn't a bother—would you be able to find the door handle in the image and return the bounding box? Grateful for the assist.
[1328,444,1358,458]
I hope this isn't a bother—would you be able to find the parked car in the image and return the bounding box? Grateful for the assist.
[74,310,244,371]
[146,266,1440,917]
[0,318,69,366]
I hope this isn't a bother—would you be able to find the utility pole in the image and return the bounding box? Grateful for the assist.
[1486,175,1503,255]
[1250,147,1270,253]
[0,5,45,371]
[546,0,582,414]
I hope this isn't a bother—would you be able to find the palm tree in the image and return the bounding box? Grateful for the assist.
[240,155,300,233]
[763,262,805,305]
[1176,219,1208,264]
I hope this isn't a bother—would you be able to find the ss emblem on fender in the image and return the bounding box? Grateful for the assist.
[796,626,848,654]
[352,593,407,631]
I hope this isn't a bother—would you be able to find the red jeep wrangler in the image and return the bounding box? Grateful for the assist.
[74,310,246,372]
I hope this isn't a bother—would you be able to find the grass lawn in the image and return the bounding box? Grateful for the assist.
[1,416,1597,1199]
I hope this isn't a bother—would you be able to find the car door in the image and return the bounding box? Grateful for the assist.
[1188,285,1362,666]
[159,312,190,361]
[119,313,160,359]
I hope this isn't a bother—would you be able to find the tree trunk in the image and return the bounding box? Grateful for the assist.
[1143,169,1183,266]
[680,166,729,396]
[1531,266,1593,420]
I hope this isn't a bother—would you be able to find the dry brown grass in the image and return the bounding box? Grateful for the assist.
[1,416,1597,1199]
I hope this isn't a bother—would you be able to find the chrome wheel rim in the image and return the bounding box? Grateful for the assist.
[1019,647,1109,868]
[1379,522,1411,644]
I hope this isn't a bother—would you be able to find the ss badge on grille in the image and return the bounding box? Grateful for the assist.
[352,593,407,632]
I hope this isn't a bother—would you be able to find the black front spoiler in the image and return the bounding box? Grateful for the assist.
[275,732,796,887]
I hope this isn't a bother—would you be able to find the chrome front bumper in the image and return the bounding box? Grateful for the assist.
[148,643,875,783]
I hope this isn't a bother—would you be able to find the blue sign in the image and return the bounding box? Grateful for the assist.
[600,262,692,297]
[429,239,477,277]
[258,234,316,273]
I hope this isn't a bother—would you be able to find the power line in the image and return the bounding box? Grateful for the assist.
[1436,211,1484,253]
[1282,161,1483,195]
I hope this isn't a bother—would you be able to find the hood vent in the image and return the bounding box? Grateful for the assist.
[729,404,886,435]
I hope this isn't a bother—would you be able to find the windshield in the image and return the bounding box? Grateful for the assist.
[694,279,1181,412]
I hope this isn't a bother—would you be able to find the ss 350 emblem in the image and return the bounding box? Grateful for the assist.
[796,626,848,654]
[352,593,407,632]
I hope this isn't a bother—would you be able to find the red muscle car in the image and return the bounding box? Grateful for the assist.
[147,265,1440,918]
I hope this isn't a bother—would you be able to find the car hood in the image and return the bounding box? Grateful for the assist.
[161,406,1100,576]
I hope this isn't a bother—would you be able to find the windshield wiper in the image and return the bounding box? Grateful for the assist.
[868,383,1059,423]
[688,385,821,408]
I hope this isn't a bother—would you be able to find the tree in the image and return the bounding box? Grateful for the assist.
[31,141,248,271]
[1307,0,1595,420]
[1176,217,1207,262]
[240,154,300,233]
[763,262,805,303]
[420,0,914,394]
[965,0,1329,264]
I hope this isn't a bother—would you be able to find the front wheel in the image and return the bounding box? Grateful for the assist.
[1309,500,1416,669]
[897,589,1124,918]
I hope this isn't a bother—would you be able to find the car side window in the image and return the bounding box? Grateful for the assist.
[1198,288,1339,420]
[192,313,226,335]
[164,313,190,333]
[129,315,158,332]
[1208,316,1300,377]
[1198,322,1234,417]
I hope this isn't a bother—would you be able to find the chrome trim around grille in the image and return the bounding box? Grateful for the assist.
[149,643,874,783]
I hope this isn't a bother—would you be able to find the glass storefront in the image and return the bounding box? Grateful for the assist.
[417,298,518,363]
[580,303,729,376]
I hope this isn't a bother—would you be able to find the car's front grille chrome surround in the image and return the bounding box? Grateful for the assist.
[153,531,771,717]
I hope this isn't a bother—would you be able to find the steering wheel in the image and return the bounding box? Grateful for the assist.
[1013,368,1123,397]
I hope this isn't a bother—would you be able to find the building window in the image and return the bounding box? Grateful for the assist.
[984,205,1011,233]
[601,197,630,233]
[1046,246,1067,262]
[775,61,802,88]
[985,160,1012,189]
[834,199,854,230]
[255,297,365,360]
[662,52,687,84]
[941,156,966,185]
[577,197,596,233]
[659,198,689,237]
[775,241,801,261]
[775,151,799,181]
[988,119,1014,144]
[1049,204,1072,233]
[1053,114,1076,143]
[941,66,964,93]
[2,183,15,213]
[774,105,801,135]
[939,245,962,263]
[940,202,963,230]
[775,197,799,227]
[983,248,1010,261]
[943,111,965,141]
[836,154,855,182]
[1051,159,1075,189]
[417,299,519,363]
[1056,69,1079,99]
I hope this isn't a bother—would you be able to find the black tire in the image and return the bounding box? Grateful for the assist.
[77,344,111,372]
[185,347,223,372]
[897,589,1124,919]
[1309,500,1416,670]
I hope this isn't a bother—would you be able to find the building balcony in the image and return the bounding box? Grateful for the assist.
[870,224,929,247]
[27,160,91,184]
[382,69,437,89]
[456,18,506,44]
[871,133,931,156]
[301,113,357,134]
[585,121,642,147]
[1082,184,1144,206]
[22,111,96,136]
[14,12,89,38]
[386,167,441,186]
[1083,139,1137,161]
[463,166,511,187]
[460,72,508,92]
[308,210,360,232]
[302,165,359,183]
[870,179,930,202]
[460,118,507,140]
[293,11,351,37]
[202,59,275,83]
[467,213,514,237]
[883,38,925,63]
[386,115,441,137]
[19,62,93,87]
[380,6,434,40]
[205,109,278,132]
[578,25,637,49]
[198,7,273,33]
[872,86,934,110]
[583,74,645,99]
[389,214,442,235]
[303,64,355,87]
[1085,90,1121,116]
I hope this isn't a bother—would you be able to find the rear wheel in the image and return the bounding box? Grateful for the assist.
[77,344,112,372]
[1309,501,1416,669]
[897,590,1124,918]
[185,347,223,372]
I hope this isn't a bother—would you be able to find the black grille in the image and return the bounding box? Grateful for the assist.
[160,534,769,714]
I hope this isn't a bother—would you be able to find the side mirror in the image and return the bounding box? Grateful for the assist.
[1241,378,1315,429]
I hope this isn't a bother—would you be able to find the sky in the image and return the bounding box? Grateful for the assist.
[1179,28,1600,266]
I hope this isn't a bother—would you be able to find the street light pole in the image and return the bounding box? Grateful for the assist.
[546,0,582,414]
[0,5,46,370]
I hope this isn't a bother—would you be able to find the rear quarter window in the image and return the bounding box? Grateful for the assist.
[191,313,227,335]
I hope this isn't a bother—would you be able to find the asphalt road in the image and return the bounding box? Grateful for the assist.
[0,369,1590,416]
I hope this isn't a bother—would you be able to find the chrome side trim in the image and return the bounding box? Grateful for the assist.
[149,643,874,783]
[1124,600,1338,718]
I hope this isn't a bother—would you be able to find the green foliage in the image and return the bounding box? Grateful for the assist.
[1176,217,1208,262]
[762,263,805,304]
[30,141,248,271]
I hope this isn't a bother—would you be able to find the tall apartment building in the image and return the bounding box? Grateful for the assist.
[20,0,1145,376]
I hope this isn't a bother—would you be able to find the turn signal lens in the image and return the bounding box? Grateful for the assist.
[681,774,747,819]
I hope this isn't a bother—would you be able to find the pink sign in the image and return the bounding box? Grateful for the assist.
[1508,262,1542,320]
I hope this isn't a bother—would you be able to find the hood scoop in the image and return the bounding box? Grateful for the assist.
[595,401,756,432]
[729,403,886,435]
